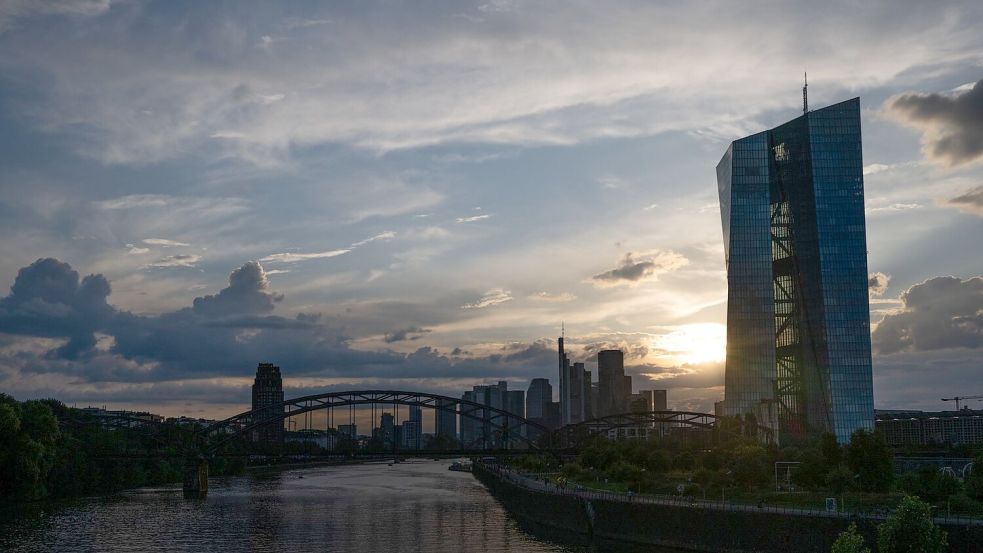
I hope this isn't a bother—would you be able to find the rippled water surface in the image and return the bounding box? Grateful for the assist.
[1,460,681,552]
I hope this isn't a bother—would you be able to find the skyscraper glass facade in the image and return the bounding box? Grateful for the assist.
[716,98,874,443]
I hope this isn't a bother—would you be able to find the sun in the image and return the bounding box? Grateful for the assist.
[652,323,727,366]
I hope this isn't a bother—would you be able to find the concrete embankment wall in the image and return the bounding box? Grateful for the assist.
[473,464,983,553]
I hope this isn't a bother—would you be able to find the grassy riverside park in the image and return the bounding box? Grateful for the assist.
[511,425,983,520]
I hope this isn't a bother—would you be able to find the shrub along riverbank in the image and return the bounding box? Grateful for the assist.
[0,394,245,503]
[513,428,983,518]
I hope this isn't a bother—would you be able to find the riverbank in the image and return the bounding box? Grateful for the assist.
[474,461,983,552]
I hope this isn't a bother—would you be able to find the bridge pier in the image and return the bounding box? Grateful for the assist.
[183,457,208,499]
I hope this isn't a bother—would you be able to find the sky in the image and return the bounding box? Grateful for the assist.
[0,0,981,421]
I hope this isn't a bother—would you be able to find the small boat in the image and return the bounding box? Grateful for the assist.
[448,460,472,473]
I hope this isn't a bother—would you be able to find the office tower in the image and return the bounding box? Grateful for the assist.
[559,334,589,425]
[402,405,422,449]
[716,97,874,443]
[558,334,570,424]
[598,349,627,417]
[380,412,395,447]
[526,378,552,420]
[250,362,284,446]
[436,398,458,441]
[460,390,478,446]
[653,389,668,412]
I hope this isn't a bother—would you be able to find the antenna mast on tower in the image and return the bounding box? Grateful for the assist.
[802,72,809,114]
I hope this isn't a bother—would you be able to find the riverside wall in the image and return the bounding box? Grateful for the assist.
[473,463,983,553]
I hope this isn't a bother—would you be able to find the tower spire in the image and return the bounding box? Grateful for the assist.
[803,72,808,114]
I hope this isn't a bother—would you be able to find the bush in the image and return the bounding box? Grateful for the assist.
[876,496,947,553]
[898,467,962,502]
[846,430,894,493]
[831,523,870,553]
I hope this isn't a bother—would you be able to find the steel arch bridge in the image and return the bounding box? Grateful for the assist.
[200,389,551,453]
[555,410,774,448]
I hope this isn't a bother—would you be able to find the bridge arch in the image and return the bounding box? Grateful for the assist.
[556,410,774,448]
[201,390,551,453]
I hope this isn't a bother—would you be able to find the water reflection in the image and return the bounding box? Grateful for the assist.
[0,460,683,553]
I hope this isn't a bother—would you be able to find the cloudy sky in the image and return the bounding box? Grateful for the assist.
[0,0,981,420]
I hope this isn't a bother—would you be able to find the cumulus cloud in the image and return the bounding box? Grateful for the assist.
[868,272,891,297]
[946,185,983,216]
[461,288,513,309]
[0,259,567,388]
[0,258,113,359]
[591,251,688,287]
[191,261,282,317]
[872,276,983,354]
[885,79,983,167]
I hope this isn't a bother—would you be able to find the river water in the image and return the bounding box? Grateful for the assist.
[0,460,683,552]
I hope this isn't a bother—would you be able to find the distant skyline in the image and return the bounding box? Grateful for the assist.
[0,1,981,419]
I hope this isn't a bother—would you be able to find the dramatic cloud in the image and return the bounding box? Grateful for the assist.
[946,185,983,216]
[885,79,983,167]
[0,259,564,388]
[591,251,688,288]
[0,258,113,359]
[461,288,513,309]
[868,272,891,297]
[191,261,282,317]
[872,276,983,354]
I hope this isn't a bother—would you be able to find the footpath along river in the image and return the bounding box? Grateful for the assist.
[0,460,688,552]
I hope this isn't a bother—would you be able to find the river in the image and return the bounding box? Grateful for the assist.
[0,460,684,552]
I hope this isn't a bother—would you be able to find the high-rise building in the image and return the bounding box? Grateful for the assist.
[653,389,667,412]
[526,378,552,420]
[379,412,395,447]
[436,398,458,441]
[250,362,284,446]
[401,405,423,449]
[558,335,590,425]
[598,349,627,417]
[460,390,479,446]
[716,97,874,443]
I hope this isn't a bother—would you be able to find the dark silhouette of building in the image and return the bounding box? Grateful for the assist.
[436,398,458,441]
[250,362,284,446]
[716,97,873,443]
[559,334,591,425]
[598,349,627,417]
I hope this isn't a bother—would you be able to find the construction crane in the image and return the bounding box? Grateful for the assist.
[941,395,983,410]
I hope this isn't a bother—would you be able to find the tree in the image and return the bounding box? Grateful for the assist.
[965,454,983,501]
[821,432,843,467]
[731,444,769,490]
[876,496,947,553]
[831,523,870,553]
[846,429,894,493]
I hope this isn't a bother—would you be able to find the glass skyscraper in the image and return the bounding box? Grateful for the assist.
[716,97,873,443]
